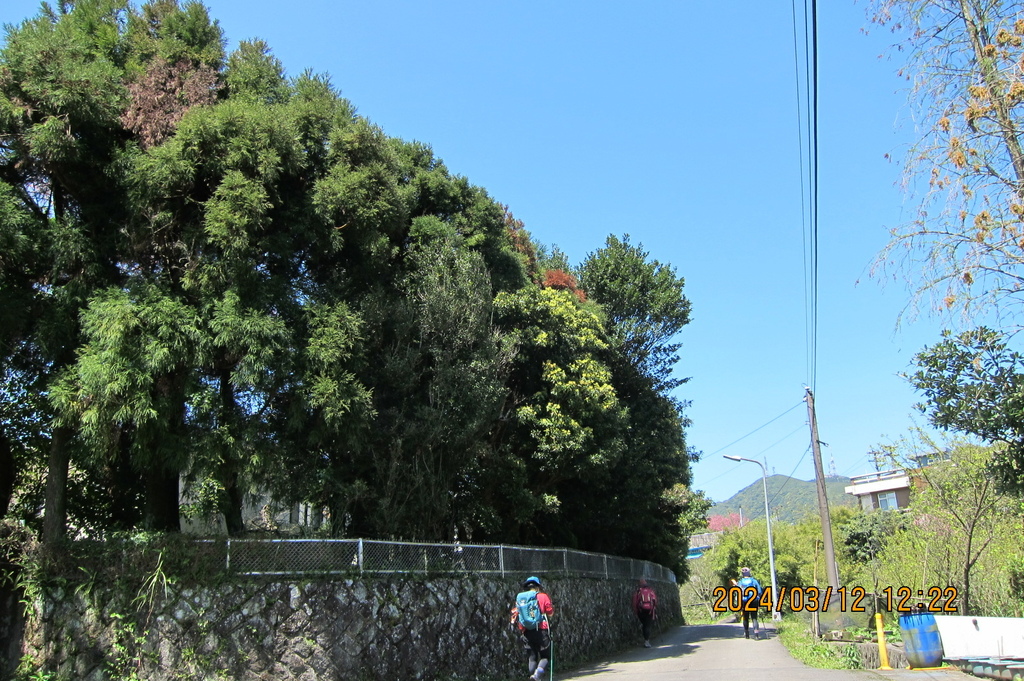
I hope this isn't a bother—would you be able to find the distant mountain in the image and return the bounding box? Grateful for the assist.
[710,475,858,525]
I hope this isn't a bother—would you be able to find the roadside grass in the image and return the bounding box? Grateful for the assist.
[678,584,715,625]
[681,603,716,625]
[776,617,860,669]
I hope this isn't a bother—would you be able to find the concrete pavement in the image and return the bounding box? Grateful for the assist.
[554,621,968,681]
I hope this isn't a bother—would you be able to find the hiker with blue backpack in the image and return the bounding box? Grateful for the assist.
[731,566,762,639]
[510,576,555,681]
[632,579,658,648]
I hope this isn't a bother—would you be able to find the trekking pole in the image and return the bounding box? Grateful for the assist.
[549,637,554,681]
[545,613,554,681]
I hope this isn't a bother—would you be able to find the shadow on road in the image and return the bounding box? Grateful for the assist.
[678,621,776,644]
[562,622,773,677]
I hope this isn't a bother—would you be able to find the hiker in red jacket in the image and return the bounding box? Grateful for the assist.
[511,576,555,681]
[632,579,658,648]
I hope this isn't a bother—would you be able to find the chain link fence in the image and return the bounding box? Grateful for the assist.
[194,538,675,583]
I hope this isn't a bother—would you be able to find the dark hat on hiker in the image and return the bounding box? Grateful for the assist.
[524,576,541,588]
[638,579,648,587]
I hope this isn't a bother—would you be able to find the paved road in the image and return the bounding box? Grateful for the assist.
[555,621,967,681]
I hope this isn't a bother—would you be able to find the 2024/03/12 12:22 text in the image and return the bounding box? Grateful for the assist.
[710,585,960,613]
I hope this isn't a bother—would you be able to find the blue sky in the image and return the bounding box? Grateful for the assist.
[2,0,955,504]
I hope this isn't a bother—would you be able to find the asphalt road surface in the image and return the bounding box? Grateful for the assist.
[554,621,967,681]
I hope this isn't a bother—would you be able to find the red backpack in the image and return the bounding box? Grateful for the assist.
[637,587,656,614]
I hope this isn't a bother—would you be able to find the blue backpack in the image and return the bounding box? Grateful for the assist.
[737,576,762,604]
[516,590,543,630]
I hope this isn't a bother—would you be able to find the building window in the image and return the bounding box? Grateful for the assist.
[877,491,898,510]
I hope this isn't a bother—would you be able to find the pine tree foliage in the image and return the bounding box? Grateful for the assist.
[0,0,701,571]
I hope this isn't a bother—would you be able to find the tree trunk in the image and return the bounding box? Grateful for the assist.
[141,370,189,532]
[0,431,14,518]
[958,0,1024,196]
[962,527,974,616]
[222,469,245,535]
[142,465,180,532]
[218,369,244,535]
[42,426,73,545]
[107,430,142,530]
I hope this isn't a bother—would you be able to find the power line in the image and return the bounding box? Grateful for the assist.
[705,402,805,458]
[840,454,871,477]
[730,443,812,523]
[752,423,808,459]
[710,424,807,508]
[792,0,819,393]
[713,421,807,514]
[810,0,819,395]
[767,444,811,510]
[791,0,812,394]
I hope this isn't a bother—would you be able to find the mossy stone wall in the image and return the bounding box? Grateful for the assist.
[19,573,679,680]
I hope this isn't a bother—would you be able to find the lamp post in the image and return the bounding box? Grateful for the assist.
[723,455,781,620]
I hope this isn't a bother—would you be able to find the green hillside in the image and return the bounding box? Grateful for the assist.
[711,475,858,524]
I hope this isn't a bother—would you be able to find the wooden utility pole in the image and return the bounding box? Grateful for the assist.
[805,387,840,590]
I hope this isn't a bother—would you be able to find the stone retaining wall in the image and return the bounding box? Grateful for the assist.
[832,641,908,670]
[18,573,679,680]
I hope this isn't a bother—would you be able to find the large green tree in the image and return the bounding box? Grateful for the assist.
[579,234,691,390]
[1,0,700,570]
[910,327,1024,493]
[475,286,626,545]
[577,235,698,573]
[1,0,140,541]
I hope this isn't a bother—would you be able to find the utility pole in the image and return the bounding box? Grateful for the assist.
[805,387,840,590]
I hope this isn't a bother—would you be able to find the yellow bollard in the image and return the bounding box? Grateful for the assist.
[875,612,892,670]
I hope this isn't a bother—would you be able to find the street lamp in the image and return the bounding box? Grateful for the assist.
[723,455,781,620]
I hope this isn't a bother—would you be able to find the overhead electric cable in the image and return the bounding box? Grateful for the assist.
[810,0,819,395]
[753,423,809,459]
[717,424,807,513]
[737,444,812,523]
[752,424,810,509]
[840,454,872,477]
[706,402,805,458]
[767,444,812,509]
[791,0,813,391]
[792,0,819,393]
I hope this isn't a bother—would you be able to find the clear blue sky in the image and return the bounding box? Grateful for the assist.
[2,0,954,504]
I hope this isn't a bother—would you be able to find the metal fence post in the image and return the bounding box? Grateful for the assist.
[499,545,505,578]
[226,538,231,572]
[563,548,568,575]
[358,539,363,574]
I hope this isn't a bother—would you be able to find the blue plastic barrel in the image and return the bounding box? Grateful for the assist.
[899,613,944,668]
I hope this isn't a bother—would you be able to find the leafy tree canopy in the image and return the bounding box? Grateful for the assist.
[0,0,699,573]
[910,327,1024,493]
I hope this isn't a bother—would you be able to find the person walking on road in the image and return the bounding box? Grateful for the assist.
[731,567,762,639]
[511,576,555,681]
[631,579,658,648]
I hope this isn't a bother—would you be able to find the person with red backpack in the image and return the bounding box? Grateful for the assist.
[632,579,658,648]
[510,576,555,681]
